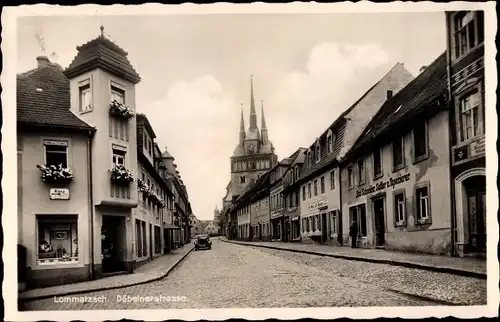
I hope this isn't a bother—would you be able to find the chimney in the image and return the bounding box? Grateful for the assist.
[36,56,50,68]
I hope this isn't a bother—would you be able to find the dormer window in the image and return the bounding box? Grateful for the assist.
[327,135,332,154]
[307,150,312,167]
[316,142,321,163]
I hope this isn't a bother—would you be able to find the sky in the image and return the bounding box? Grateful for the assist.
[17,12,446,220]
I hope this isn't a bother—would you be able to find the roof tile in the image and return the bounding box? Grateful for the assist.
[17,63,94,131]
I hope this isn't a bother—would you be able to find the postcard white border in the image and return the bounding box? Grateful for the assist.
[2,1,498,321]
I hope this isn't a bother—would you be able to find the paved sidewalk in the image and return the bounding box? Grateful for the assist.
[220,237,486,279]
[19,245,194,301]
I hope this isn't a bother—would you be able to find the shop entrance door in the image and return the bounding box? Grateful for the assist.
[465,176,486,254]
[101,215,126,273]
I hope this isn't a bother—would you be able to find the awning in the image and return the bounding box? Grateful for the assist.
[163,224,181,230]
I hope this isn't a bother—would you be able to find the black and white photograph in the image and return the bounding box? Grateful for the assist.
[2,1,498,321]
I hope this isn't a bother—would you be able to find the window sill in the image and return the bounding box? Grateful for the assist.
[416,218,432,225]
[79,109,93,115]
[452,43,484,66]
[394,220,406,228]
[358,181,366,187]
[413,153,429,165]
[392,164,405,173]
[374,173,383,180]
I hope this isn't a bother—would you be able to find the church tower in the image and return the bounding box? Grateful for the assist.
[230,75,278,199]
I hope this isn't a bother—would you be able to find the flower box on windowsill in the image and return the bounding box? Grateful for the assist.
[109,100,135,120]
[36,164,74,185]
[137,179,150,195]
[109,165,135,185]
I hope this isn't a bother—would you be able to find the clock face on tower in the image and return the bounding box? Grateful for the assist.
[247,142,256,153]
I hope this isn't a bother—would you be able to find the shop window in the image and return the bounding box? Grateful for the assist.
[358,158,366,185]
[373,147,382,178]
[415,182,432,224]
[349,204,367,237]
[44,140,68,168]
[392,136,404,171]
[320,176,325,194]
[79,80,92,112]
[393,190,406,227]
[459,89,482,141]
[37,215,78,264]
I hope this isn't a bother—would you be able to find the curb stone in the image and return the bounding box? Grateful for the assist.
[219,238,486,280]
[19,246,194,303]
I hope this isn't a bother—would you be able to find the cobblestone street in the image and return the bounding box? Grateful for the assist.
[22,239,470,310]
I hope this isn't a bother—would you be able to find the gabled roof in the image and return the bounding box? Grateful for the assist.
[64,33,141,84]
[137,113,157,139]
[17,59,94,132]
[343,52,448,162]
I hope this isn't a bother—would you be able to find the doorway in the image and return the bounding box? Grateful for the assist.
[465,176,486,253]
[372,197,386,247]
[101,215,126,273]
[321,213,328,243]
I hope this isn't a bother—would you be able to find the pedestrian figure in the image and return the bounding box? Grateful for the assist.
[349,221,358,248]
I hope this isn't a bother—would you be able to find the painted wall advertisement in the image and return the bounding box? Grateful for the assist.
[356,173,411,198]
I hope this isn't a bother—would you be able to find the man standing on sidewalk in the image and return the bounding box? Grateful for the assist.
[349,221,358,248]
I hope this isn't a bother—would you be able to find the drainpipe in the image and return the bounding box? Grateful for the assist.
[337,160,343,246]
[445,12,457,256]
[87,129,95,279]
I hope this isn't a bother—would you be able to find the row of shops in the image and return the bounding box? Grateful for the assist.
[222,10,486,258]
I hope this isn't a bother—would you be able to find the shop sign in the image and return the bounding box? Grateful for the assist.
[308,200,328,211]
[287,206,298,213]
[356,173,411,198]
[49,188,70,200]
[271,209,283,219]
[469,138,485,157]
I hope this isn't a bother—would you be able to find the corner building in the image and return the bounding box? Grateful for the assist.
[64,32,141,277]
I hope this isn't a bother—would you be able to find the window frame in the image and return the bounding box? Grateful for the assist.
[452,11,482,61]
[414,181,432,225]
[110,81,126,104]
[36,214,79,265]
[391,136,405,172]
[393,189,407,227]
[307,183,312,199]
[320,176,325,194]
[373,147,383,180]
[456,84,484,143]
[413,120,429,163]
[313,180,318,196]
[357,158,366,186]
[330,170,335,190]
[78,79,92,113]
[112,147,127,167]
[43,139,69,168]
[347,166,354,189]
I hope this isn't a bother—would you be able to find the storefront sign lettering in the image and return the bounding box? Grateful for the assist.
[50,188,70,200]
[308,200,328,211]
[271,210,283,219]
[356,173,411,198]
[469,138,485,157]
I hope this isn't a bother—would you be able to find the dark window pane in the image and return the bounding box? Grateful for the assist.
[414,122,427,158]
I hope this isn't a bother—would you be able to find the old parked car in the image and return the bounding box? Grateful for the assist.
[194,234,211,250]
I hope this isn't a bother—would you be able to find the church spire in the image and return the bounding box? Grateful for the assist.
[249,75,257,130]
[261,100,269,145]
[239,102,245,147]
